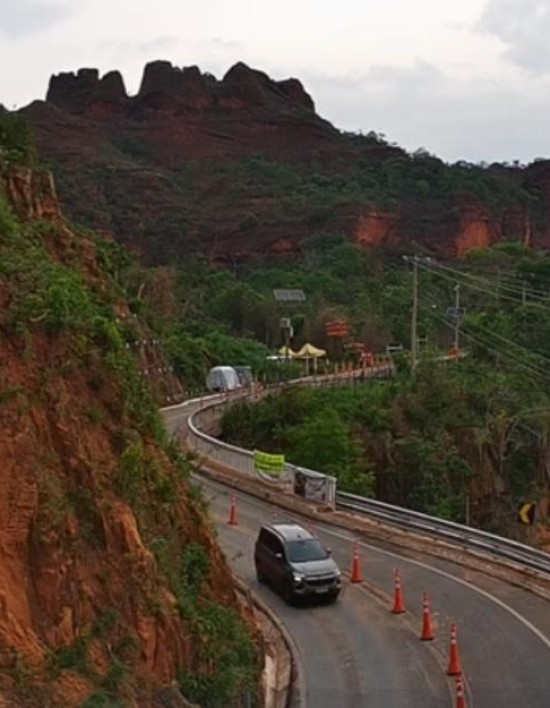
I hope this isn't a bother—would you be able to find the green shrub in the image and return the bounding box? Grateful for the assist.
[0,109,36,167]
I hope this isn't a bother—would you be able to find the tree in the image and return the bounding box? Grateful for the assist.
[0,109,35,167]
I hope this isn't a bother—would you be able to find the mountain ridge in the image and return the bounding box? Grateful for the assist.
[18,60,550,265]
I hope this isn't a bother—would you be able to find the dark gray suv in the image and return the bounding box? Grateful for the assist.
[254,523,342,604]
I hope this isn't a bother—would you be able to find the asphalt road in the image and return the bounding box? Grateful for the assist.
[203,476,450,707]
[163,404,550,706]
[201,476,550,708]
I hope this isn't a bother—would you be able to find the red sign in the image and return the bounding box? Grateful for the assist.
[325,319,349,338]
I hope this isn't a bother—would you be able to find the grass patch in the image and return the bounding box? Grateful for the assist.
[49,635,91,677]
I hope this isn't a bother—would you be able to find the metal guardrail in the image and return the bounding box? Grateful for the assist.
[166,366,550,579]
[184,366,394,505]
[337,491,550,575]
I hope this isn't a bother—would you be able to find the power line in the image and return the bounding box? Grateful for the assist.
[471,263,550,287]
[418,301,550,387]
[416,260,550,314]
[394,257,550,384]
[418,287,550,369]
[428,260,550,304]
[420,303,549,381]
[485,273,549,299]
[419,286,550,366]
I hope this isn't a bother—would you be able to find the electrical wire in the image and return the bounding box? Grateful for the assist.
[425,260,550,302]
[446,265,550,298]
[401,257,550,389]
[416,259,550,314]
[418,287,550,371]
[418,300,550,387]
[468,263,550,288]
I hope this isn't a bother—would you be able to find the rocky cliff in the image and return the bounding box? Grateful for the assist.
[19,61,550,264]
[41,60,339,163]
[0,164,260,706]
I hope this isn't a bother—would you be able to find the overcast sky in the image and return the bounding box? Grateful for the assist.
[1,0,550,164]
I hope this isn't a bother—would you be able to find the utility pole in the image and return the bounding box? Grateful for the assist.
[453,283,461,352]
[411,258,419,372]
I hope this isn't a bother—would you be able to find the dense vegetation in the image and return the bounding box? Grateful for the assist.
[43,125,547,269]
[213,242,550,537]
[38,146,550,540]
[160,150,537,220]
[77,175,550,538]
[0,107,35,167]
[0,119,260,707]
[6,107,550,704]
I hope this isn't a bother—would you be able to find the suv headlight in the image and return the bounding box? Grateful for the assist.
[293,573,305,584]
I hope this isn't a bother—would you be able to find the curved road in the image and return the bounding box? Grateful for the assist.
[203,476,550,707]
[163,405,550,706]
[205,476,450,707]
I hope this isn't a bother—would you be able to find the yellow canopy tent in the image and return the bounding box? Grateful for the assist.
[277,346,298,358]
[293,343,327,374]
[294,343,327,359]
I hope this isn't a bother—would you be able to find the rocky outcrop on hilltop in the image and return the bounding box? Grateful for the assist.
[19,61,550,264]
[37,61,392,168]
[46,68,128,113]
[47,60,316,117]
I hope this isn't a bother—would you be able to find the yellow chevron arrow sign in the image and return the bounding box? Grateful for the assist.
[517,502,536,525]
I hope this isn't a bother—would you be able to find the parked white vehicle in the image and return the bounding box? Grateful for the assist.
[205,366,241,392]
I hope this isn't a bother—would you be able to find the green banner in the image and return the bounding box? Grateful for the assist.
[253,450,285,476]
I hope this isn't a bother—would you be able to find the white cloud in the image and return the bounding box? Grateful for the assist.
[1,0,550,162]
[305,62,550,162]
[479,0,550,74]
[0,0,70,38]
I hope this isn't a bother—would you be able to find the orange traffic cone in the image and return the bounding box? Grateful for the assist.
[391,568,405,614]
[447,622,463,676]
[420,591,434,641]
[228,495,238,526]
[455,676,466,708]
[350,541,363,583]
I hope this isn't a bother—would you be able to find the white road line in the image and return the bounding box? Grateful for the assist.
[200,473,550,657]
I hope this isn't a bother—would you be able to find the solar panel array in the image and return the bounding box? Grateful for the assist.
[273,289,306,303]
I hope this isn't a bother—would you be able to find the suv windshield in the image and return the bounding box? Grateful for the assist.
[286,538,328,563]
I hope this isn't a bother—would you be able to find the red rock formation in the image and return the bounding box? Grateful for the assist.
[19,61,548,264]
[47,60,317,121]
[4,168,62,221]
[524,160,550,249]
[354,212,397,248]
[455,206,498,257]
[352,203,508,258]
[47,68,128,114]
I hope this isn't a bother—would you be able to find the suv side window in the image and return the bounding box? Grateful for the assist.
[258,528,273,550]
[259,528,284,556]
